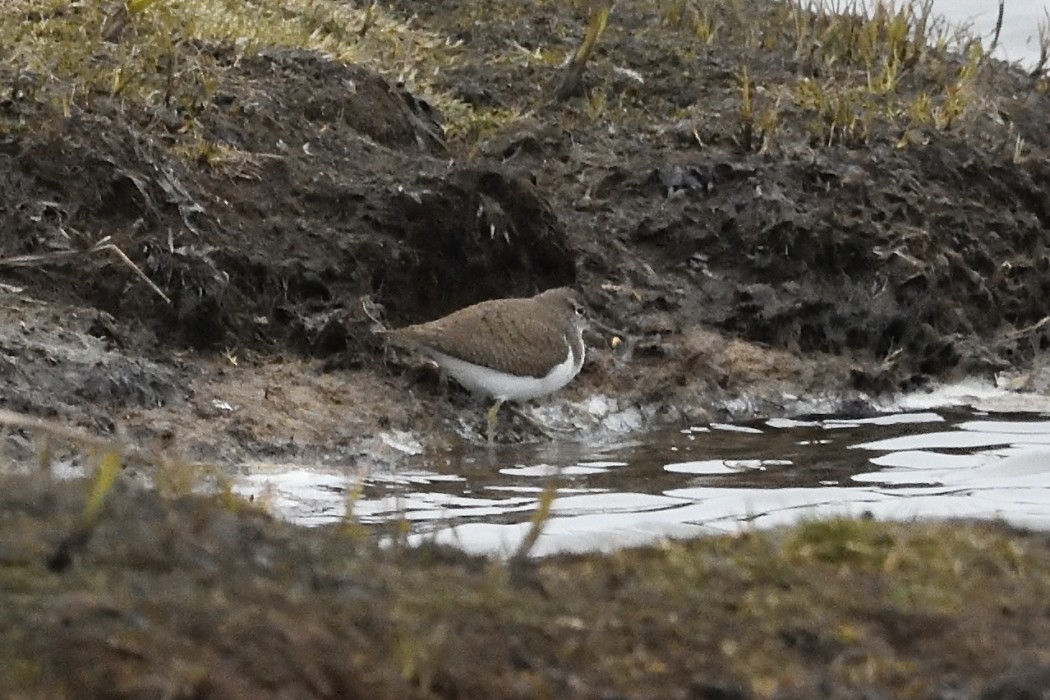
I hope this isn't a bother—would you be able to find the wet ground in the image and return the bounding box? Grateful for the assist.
[2,0,1050,456]
[4,0,1050,697]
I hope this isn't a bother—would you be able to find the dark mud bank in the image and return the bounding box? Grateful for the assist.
[1,0,1049,452]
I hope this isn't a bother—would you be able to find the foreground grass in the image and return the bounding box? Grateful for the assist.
[2,472,1049,698]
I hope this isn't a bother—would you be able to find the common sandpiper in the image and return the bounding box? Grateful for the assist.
[386,287,587,442]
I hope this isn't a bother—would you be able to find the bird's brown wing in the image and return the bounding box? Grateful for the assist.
[389,298,572,378]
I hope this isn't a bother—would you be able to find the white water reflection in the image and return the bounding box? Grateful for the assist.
[234,386,1050,556]
[664,459,787,474]
[238,469,350,526]
[825,411,945,427]
[853,430,1050,450]
[501,463,611,476]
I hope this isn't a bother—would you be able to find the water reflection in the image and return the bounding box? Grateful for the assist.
[234,396,1050,555]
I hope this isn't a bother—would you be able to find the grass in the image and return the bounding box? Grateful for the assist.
[3,0,1039,156]
[7,0,455,93]
[565,0,1026,150]
[1,0,463,149]
[768,0,988,147]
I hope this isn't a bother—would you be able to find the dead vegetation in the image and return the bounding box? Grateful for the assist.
[2,0,460,153]
[4,0,1045,157]
[630,0,1027,150]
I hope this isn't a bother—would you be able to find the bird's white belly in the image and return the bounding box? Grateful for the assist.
[428,346,583,401]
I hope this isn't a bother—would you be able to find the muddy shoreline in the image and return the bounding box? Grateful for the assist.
[1,0,1048,457]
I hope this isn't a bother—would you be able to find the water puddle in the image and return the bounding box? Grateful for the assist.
[235,386,1050,555]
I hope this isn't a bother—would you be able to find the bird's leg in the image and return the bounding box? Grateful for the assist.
[486,399,504,443]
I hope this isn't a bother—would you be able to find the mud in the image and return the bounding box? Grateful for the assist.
[3,2,1050,453]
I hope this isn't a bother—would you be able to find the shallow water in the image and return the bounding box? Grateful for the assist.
[234,383,1050,556]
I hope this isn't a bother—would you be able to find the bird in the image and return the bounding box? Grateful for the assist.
[384,287,587,442]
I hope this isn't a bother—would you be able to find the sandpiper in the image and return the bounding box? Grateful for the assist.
[385,287,587,442]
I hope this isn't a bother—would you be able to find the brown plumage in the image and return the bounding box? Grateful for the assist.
[384,287,587,441]
[386,287,585,380]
